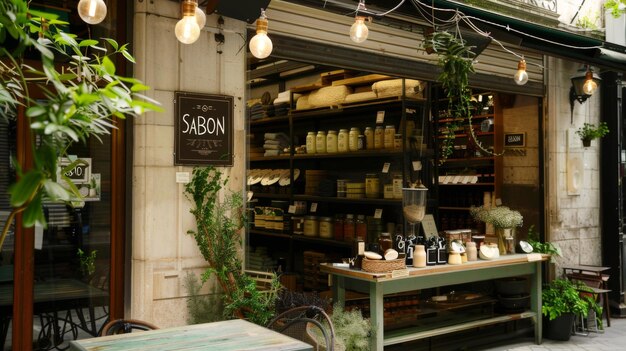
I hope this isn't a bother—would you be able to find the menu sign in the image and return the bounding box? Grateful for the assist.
[174,92,234,166]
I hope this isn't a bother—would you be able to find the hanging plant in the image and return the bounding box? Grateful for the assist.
[423,31,500,163]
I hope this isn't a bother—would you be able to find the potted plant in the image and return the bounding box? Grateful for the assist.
[470,206,523,255]
[542,278,603,341]
[576,122,609,147]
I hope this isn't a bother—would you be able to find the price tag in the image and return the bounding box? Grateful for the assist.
[247,191,254,202]
[288,205,296,214]
[374,208,383,219]
[412,161,422,171]
[310,203,318,213]
[527,253,543,262]
[421,215,439,237]
[391,269,409,278]
[376,111,385,124]
[382,163,391,173]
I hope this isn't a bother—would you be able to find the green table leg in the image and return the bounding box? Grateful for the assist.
[369,282,384,350]
[530,261,542,344]
[332,275,346,307]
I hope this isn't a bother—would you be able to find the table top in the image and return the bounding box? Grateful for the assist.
[69,319,313,351]
[321,253,548,282]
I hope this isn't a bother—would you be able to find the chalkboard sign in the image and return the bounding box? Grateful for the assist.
[174,92,234,166]
[58,157,91,184]
[504,132,525,147]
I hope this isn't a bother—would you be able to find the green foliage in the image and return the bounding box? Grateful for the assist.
[0,0,161,251]
[183,272,224,324]
[424,31,475,163]
[576,13,599,30]
[77,248,97,277]
[331,304,371,351]
[605,0,626,18]
[576,122,609,141]
[542,278,602,327]
[184,166,280,326]
[526,225,561,263]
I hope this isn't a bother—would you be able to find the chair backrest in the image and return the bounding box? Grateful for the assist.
[267,306,334,351]
[100,319,159,336]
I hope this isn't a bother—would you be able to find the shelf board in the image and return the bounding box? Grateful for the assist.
[249,229,291,239]
[293,194,402,205]
[290,97,426,121]
[438,182,494,186]
[441,157,495,163]
[251,193,292,199]
[293,150,403,160]
[437,114,493,123]
[249,115,289,126]
[292,235,352,248]
[383,311,536,346]
[250,155,291,162]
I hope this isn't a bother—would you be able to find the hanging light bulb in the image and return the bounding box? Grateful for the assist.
[582,69,598,95]
[195,6,206,29]
[513,58,528,86]
[249,9,273,59]
[350,16,369,43]
[175,0,201,45]
[77,0,107,25]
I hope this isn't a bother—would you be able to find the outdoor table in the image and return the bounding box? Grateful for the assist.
[69,318,313,351]
[321,253,548,350]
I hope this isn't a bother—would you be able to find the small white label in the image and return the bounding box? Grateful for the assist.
[412,161,422,171]
[310,203,318,213]
[421,215,438,238]
[374,208,383,219]
[376,111,385,124]
[34,222,44,250]
[288,205,296,214]
[495,198,503,206]
[391,269,409,278]
[527,253,543,262]
[176,172,190,184]
[382,163,391,173]
[247,191,254,202]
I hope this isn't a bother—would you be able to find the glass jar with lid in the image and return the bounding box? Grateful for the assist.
[392,172,403,199]
[303,215,319,237]
[384,125,396,149]
[355,215,367,241]
[334,214,344,241]
[316,131,327,153]
[338,129,349,153]
[319,217,333,239]
[349,127,361,152]
[365,173,380,199]
[394,133,402,150]
[326,130,338,153]
[343,214,355,242]
[364,127,374,150]
[306,131,316,154]
[374,126,384,149]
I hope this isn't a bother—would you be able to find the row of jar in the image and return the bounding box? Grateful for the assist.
[296,214,393,243]
[305,125,401,154]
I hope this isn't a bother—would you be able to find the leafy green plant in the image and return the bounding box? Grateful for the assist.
[183,272,224,324]
[77,248,97,277]
[184,166,281,326]
[542,278,602,328]
[0,0,161,251]
[605,0,626,18]
[576,13,599,30]
[526,225,561,262]
[470,206,523,229]
[331,304,371,351]
[576,122,609,142]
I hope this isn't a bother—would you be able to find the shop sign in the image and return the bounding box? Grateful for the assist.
[174,92,234,166]
[57,157,91,184]
[504,132,525,147]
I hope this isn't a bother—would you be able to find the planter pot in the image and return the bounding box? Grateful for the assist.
[582,138,591,147]
[544,313,574,341]
[495,277,528,296]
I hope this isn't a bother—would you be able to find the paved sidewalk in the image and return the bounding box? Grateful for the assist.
[480,317,626,351]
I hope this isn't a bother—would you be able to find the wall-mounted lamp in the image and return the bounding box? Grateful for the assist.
[569,65,601,122]
[175,0,201,44]
[249,9,273,59]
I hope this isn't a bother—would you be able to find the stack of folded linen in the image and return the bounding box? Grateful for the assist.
[263,132,290,157]
[273,90,300,116]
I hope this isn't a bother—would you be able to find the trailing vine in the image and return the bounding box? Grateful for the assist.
[423,31,502,163]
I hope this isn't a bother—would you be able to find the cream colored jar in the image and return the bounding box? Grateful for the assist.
[326,130,338,153]
[338,129,349,153]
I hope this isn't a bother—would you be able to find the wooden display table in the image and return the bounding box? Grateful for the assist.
[321,253,548,350]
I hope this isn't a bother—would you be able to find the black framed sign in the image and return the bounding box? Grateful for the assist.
[174,92,234,166]
[504,132,526,148]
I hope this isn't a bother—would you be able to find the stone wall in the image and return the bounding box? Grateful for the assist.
[545,57,603,276]
[132,0,246,326]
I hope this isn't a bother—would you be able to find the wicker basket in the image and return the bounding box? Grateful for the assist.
[362,258,406,273]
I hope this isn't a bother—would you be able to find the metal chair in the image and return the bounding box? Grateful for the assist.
[100,319,159,336]
[267,305,334,351]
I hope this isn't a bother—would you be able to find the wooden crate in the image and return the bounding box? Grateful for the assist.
[303,251,329,291]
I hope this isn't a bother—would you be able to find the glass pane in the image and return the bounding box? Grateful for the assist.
[0,116,15,350]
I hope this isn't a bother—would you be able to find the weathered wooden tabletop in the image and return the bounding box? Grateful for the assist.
[69,319,313,351]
